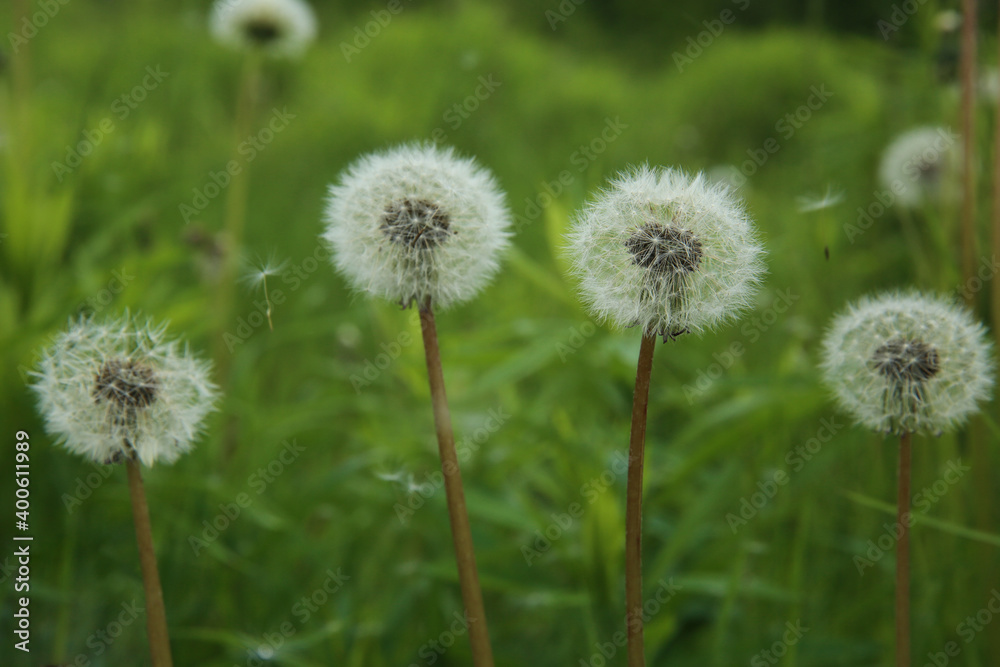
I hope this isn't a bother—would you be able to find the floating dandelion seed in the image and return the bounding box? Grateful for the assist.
[878,126,960,209]
[322,143,512,310]
[242,254,289,331]
[797,185,845,213]
[31,314,218,466]
[821,291,994,436]
[210,0,317,58]
[566,165,765,340]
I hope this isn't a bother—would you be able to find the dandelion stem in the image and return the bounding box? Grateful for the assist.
[626,332,657,667]
[895,430,912,667]
[418,298,494,667]
[959,0,977,301]
[125,457,173,667]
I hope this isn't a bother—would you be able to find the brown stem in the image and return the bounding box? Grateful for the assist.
[418,299,494,667]
[126,458,174,667]
[959,0,977,301]
[626,332,657,667]
[896,431,912,667]
[993,4,1000,344]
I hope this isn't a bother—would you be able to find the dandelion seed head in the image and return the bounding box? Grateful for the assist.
[210,0,317,58]
[820,291,994,436]
[565,165,766,337]
[322,143,512,310]
[878,126,960,209]
[31,314,219,466]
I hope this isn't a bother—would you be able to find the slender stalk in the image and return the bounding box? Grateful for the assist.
[895,431,912,667]
[625,332,657,667]
[959,0,977,302]
[418,299,494,667]
[126,458,173,667]
[993,4,1000,344]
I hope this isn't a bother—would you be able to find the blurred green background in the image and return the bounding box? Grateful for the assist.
[2,0,1000,665]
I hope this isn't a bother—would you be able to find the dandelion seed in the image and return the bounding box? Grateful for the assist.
[878,127,960,209]
[796,185,844,213]
[210,0,317,58]
[322,143,512,310]
[31,314,219,466]
[242,254,288,331]
[820,291,994,436]
[566,165,766,339]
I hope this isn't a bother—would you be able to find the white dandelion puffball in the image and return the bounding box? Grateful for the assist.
[322,143,512,310]
[878,126,960,209]
[566,165,765,337]
[31,315,219,466]
[821,291,994,436]
[210,0,317,58]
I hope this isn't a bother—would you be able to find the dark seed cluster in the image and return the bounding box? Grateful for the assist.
[381,198,453,250]
[626,222,703,276]
[243,19,282,44]
[870,338,941,383]
[93,359,158,409]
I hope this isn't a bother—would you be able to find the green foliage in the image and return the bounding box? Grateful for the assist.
[1,2,998,666]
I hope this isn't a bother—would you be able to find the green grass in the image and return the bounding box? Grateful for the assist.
[1,2,999,666]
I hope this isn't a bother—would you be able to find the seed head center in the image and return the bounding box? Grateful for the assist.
[870,338,940,383]
[626,222,703,275]
[93,359,158,409]
[243,19,281,44]
[381,198,452,250]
